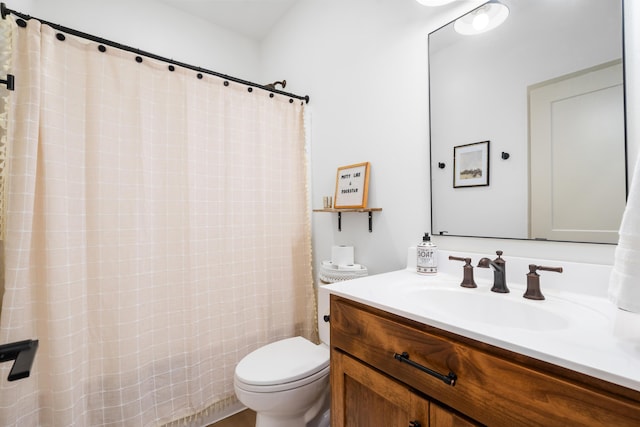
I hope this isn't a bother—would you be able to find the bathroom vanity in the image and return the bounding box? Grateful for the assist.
[326,252,640,426]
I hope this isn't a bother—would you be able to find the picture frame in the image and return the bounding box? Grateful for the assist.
[453,141,490,188]
[334,162,370,209]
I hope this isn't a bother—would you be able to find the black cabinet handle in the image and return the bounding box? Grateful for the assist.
[409,421,422,427]
[393,351,457,386]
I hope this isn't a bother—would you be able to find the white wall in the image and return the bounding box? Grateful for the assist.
[5,0,260,82]
[262,0,638,276]
[261,0,485,275]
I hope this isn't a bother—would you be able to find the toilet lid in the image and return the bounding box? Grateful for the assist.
[235,337,329,386]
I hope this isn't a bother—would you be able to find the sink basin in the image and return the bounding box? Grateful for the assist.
[401,287,570,331]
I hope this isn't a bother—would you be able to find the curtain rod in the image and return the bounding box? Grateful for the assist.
[0,2,310,104]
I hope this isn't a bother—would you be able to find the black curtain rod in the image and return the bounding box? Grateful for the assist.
[0,2,310,104]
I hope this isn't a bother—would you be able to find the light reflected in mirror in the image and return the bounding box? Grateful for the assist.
[429,0,626,244]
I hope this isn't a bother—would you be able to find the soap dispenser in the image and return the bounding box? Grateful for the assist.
[417,232,438,275]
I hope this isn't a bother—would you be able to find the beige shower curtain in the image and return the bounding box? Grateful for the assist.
[0,16,315,426]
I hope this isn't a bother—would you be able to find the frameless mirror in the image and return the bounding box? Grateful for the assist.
[429,0,626,244]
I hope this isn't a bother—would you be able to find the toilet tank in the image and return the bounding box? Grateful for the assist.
[317,283,332,345]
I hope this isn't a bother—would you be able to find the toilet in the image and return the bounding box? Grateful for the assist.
[233,284,333,427]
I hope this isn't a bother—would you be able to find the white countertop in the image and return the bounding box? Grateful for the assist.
[323,251,640,392]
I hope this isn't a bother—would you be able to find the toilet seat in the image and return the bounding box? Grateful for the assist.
[235,337,329,393]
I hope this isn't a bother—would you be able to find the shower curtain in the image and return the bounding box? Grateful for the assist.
[0,16,315,426]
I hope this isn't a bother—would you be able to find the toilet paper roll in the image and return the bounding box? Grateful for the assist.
[331,245,354,267]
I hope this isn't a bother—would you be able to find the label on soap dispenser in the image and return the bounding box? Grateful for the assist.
[417,245,437,275]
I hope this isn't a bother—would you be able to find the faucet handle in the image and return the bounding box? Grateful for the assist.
[448,256,477,288]
[532,265,563,274]
[524,264,563,300]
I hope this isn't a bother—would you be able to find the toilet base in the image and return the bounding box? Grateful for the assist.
[305,388,330,427]
[253,386,330,427]
[255,412,306,427]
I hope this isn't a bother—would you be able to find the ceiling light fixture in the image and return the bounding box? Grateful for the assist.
[454,2,509,35]
[415,0,457,6]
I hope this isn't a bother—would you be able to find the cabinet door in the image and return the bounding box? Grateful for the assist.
[430,402,479,427]
[331,349,428,427]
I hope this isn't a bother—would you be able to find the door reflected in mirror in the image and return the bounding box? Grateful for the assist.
[429,0,626,244]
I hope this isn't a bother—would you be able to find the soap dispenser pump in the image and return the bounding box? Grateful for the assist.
[417,232,438,275]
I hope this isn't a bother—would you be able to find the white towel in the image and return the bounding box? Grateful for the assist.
[610,154,640,313]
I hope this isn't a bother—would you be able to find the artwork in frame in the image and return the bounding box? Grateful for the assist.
[453,141,490,188]
[334,162,370,209]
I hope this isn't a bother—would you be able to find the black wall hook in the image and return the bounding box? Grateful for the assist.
[0,74,14,91]
[265,80,286,90]
[0,339,39,381]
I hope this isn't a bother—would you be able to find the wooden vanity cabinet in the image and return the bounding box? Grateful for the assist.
[332,349,475,427]
[330,295,640,427]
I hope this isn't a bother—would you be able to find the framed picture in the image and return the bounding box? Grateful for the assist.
[453,141,490,188]
[334,162,370,209]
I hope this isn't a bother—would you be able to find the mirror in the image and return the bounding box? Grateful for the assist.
[429,0,626,244]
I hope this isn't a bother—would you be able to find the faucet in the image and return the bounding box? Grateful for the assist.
[477,250,508,293]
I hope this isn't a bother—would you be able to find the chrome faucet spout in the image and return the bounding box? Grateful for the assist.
[477,251,509,293]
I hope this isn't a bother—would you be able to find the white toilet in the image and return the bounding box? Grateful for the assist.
[233,284,332,427]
